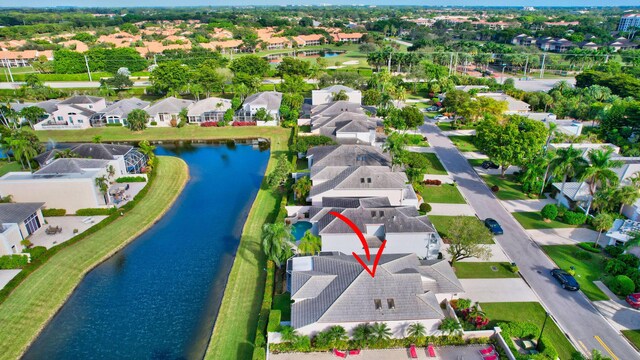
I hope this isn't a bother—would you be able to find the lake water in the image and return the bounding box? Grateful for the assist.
[23,142,269,360]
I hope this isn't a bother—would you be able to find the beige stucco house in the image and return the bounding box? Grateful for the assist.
[0,202,45,255]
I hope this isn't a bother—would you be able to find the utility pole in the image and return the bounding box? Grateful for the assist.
[523,56,529,79]
[448,52,453,75]
[5,62,14,83]
[84,55,93,82]
[540,53,546,79]
[153,54,158,66]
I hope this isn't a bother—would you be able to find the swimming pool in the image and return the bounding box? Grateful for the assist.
[291,221,312,240]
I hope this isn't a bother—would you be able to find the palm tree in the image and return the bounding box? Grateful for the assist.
[280,325,296,342]
[614,185,640,215]
[292,176,312,202]
[352,323,372,347]
[370,322,392,342]
[327,325,348,347]
[551,146,588,206]
[592,213,614,247]
[580,148,623,196]
[54,148,79,159]
[10,138,38,172]
[261,222,295,268]
[438,318,463,336]
[406,322,426,340]
[95,175,109,203]
[138,140,156,160]
[383,133,408,171]
[297,231,321,255]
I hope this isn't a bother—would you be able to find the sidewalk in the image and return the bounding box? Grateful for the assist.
[442,129,476,136]
[501,198,555,212]
[593,281,640,331]
[428,203,476,216]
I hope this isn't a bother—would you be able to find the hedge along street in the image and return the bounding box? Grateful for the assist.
[0,156,189,360]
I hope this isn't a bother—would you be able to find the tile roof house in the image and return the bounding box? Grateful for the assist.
[537,37,575,52]
[511,34,536,46]
[609,37,637,52]
[237,91,283,122]
[0,202,45,256]
[476,93,530,114]
[310,112,380,145]
[33,96,106,130]
[287,253,463,336]
[331,32,364,43]
[35,143,147,174]
[90,97,150,127]
[187,97,232,123]
[0,50,54,67]
[145,97,195,127]
[311,85,362,106]
[293,34,324,47]
[552,181,591,210]
[306,145,391,172]
[311,101,366,118]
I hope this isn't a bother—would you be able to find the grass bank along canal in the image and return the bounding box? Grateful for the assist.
[23,141,269,360]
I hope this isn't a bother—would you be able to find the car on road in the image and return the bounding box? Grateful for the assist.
[484,218,503,235]
[626,293,640,309]
[434,115,449,121]
[481,161,499,169]
[550,269,580,291]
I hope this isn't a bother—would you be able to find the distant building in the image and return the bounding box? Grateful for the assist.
[33,96,106,130]
[608,37,637,52]
[511,34,536,47]
[537,37,575,53]
[618,14,640,32]
[187,97,232,123]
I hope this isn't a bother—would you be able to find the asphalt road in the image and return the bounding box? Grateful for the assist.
[420,122,639,360]
[513,77,576,92]
[0,81,151,89]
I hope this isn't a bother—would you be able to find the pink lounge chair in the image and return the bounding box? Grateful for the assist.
[410,344,418,359]
[483,355,499,360]
[427,344,436,357]
[480,345,495,356]
[348,349,361,356]
[333,349,347,358]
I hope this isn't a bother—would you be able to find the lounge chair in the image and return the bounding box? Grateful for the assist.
[479,345,495,356]
[410,344,418,359]
[427,344,436,357]
[333,349,347,358]
[348,349,361,356]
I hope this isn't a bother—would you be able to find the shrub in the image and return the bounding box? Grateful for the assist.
[420,203,432,213]
[540,204,558,220]
[617,254,640,269]
[105,123,124,127]
[201,121,225,127]
[252,347,266,360]
[577,242,601,253]
[510,264,519,273]
[608,275,635,296]
[574,250,592,260]
[450,298,472,310]
[75,207,118,216]
[556,205,568,218]
[289,135,336,153]
[625,268,640,290]
[42,208,66,217]
[254,261,275,350]
[232,121,257,127]
[562,211,587,225]
[498,321,558,360]
[267,310,281,332]
[605,259,629,276]
[491,185,499,192]
[115,176,146,183]
[423,179,442,185]
[0,255,28,269]
[604,245,625,257]
[25,246,47,262]
[150,121,157,126]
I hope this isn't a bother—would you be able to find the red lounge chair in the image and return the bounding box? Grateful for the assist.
[427,344,436,357]
[410,344,418,359]
[483,355,499,360]
[333,349,347,358]
[348,349,361,356]
[480,345,495,356]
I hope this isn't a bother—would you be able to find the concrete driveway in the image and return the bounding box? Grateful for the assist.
[460,279,538,303]
[593,281,640,331]
[420,123,640,359]
[429,203,476,216]
[501,198,555,212]
[526,228,601,246]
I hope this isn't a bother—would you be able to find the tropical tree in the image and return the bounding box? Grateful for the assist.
[592,213,614,247]
[446,217,493,265]
[261,222,295,268]
[438,318,463,336]
[383,132,408,171]
[297,231,321,255]
[370,322,392,343]
[580,148,623,196]
[127,109,148,131]
[406,322,426,340]
[280,325,296,342]
[9,138,38,172]
[352,323,372,347]
[138,140,156,160]
[95,175,109,202]
[551,146,588,206]
[614,185,640,215]
[332,90,349,101]
[292,176,311,201]
[19,106,46,129]
[327,325,348,347]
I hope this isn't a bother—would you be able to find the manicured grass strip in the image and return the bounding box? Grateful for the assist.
[205,128,291,360]
[0,161,22,177]
[481,174,543,201]
[481,302,575,360]
[622,330,640,350]
[428,215,494,244]
[418,183,466,204]
[420,153,447,175]
[542,245,609,301]
[454,262,519,279]
[438,122,475,131]
[273,293,292,322]
[449,135,478,152]
[0,156,188,360]
[512,212,578,230]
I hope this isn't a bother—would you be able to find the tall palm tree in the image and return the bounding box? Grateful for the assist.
[438,318,463,336]
[580,148,623,195]
[383,133,408,171]
[261,222,295,268]
[352,323,372,347]
[138,140,156,160]
[327,325,348,347]
[297,231,321,255]
[10,138,38,172]
[615,185,640,215]
[551,146,588,206]
[370,322,392,342]
[406,322,426,340]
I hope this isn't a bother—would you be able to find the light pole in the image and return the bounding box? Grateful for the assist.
[536,311,550,351]
[501,63,507,84]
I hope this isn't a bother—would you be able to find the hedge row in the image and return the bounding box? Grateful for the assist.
[115,176,146,183]
[577,242,601,253]
[0,255,29,269]
[75,207,118,216]
[42,208,66,217]
[0,157,159,305]
[252,260,276,359]
[267,310,281,332]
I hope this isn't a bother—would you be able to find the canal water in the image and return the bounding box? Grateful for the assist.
[23,141,270,360]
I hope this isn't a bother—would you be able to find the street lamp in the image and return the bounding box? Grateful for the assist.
[501,63,507,84]
[536,311,550,351]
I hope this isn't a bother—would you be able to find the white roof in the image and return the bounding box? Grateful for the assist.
[318,85,358,93]
[187,97,232,117]
[552,181,591,201]
[476,92,530,112]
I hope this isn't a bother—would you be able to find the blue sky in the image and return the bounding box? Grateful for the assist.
[1,1,639,7]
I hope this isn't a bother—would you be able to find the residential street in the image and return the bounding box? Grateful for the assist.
[420,122,640,360]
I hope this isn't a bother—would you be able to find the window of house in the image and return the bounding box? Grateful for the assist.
[360,178,365,183]
[57,116,63,121]
[379,211,384,217]
[367,178,372,183]
[78,120,83,123]
[387,299,395,309]
[374,299,382,310]
[371,211,376,217]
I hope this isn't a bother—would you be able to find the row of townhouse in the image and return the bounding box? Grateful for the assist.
[281,93,462,338]
[15,92,284,130]
[512,34,638,52]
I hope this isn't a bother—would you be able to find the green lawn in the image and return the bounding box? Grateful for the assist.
[512,212,579,230]
[419,153,447,175]
[273,293,292,322]
[418,183,466,204]
[437,122,475,131]
[454,262,519,278]
[0,161,22,177]
[448,135,479,152]
[481,302,575,360]
[542,245,609,301]
[429,215,494,244]
[622,330,640,350]
[0,156,189,359]
[481,174,543,201]
[468,158,486,167]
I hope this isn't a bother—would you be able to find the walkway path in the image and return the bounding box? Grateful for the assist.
[501,198,555,212]
[419,122,640,359]
[461,279,538,303]
[442,129,476,136]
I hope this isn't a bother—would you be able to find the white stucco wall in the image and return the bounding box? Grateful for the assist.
[295,319,440,338]
[336,131,374,145]
[310,189,403,206]
[321,232,440,259]
[0,224,24,256]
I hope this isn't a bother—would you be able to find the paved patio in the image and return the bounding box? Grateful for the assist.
[30,216,108,248]
[0,269,21,290]
[525,228,600,246]
[109,182,146,208]
[460,279,538,303]
[593,281,640,331]
[429,203,476,216]
[270,345,489,360]
[441,244,512,263]
[501,198,555,213]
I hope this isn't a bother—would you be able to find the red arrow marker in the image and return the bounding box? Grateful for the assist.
[328,211,386,278]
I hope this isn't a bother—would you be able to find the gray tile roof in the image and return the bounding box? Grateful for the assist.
[311,111,372,131]
[145,96,194,116]
[34,99,61,114]
[67,104,96,117]
[311,101,365,118]
[187,97,232,117]
[318,206,435,234]
[321,197,392,209]
[100,97,150,118]
[243,91,283,112]
[0,202,44,224]
[34,158,109,175]
[307,145,391,168]
[552,181,591,201]
[58,95,104,105]
[290,253,462,328]
[309,166,407,198]
[335,118,376,133]
[34,143,133,166]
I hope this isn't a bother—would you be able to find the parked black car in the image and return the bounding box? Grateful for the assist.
[481,161,499,169]
[551,269,580,291]
[484,218,503,235]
